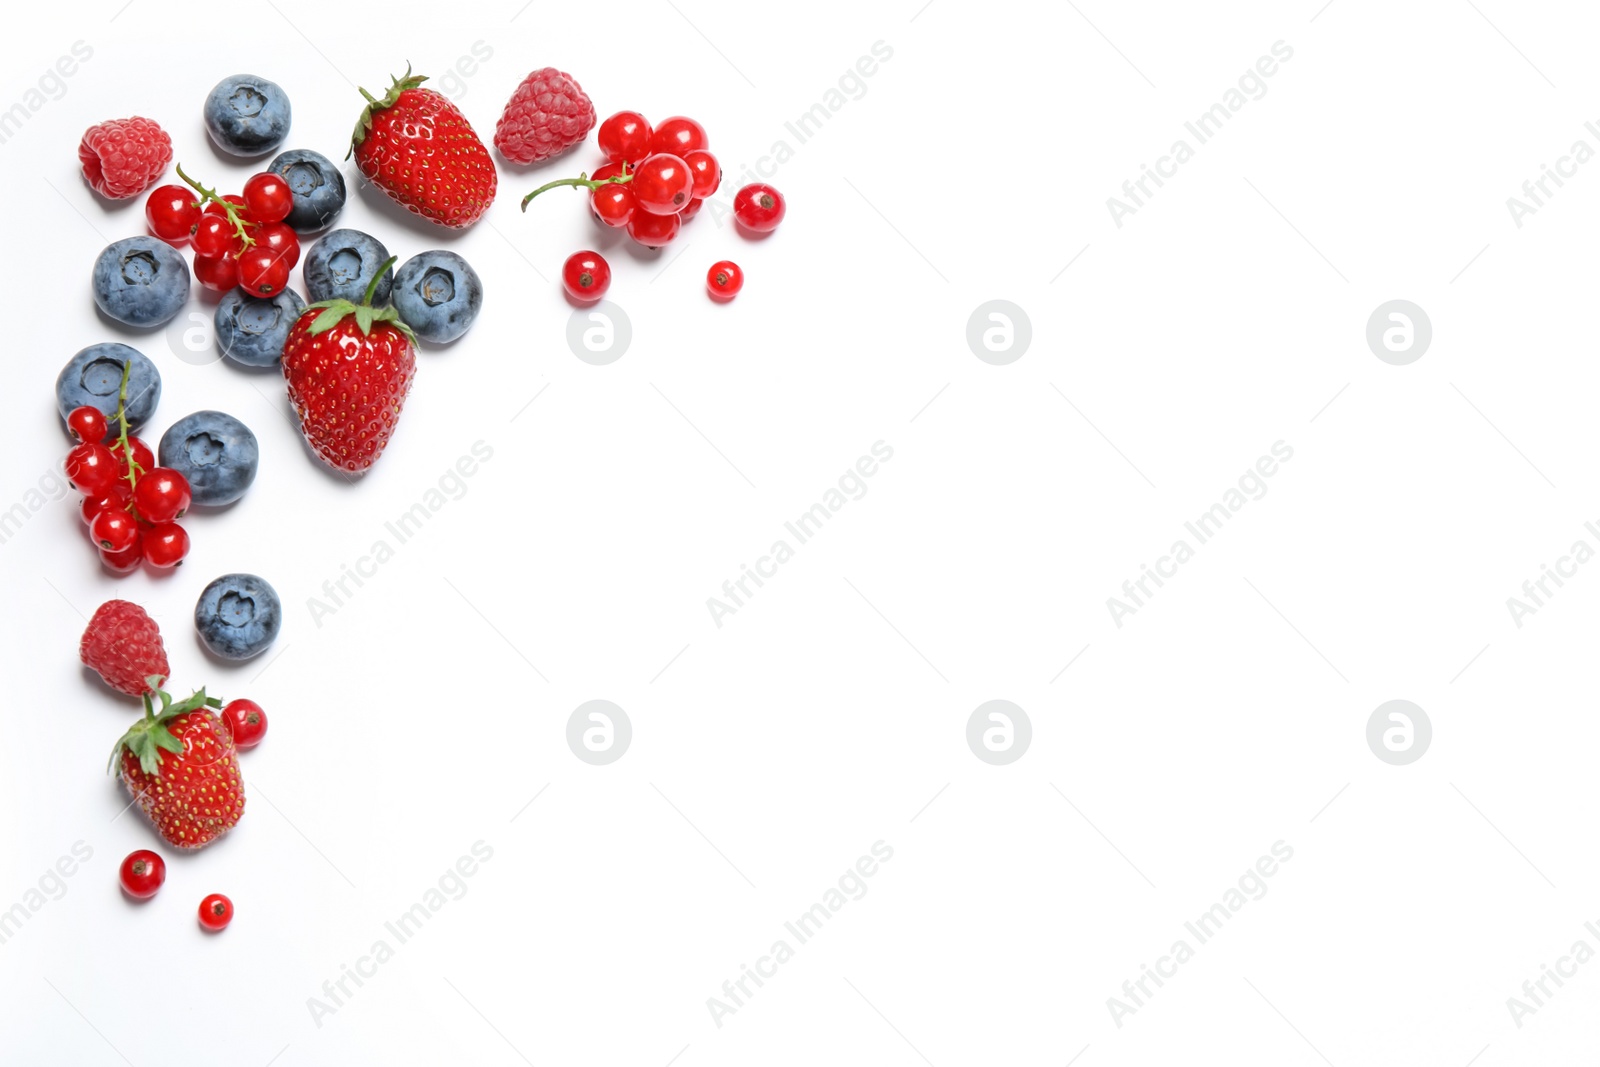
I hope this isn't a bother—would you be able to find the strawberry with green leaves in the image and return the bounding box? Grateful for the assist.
[112,680,245,850]
[281,256,418,473]
[349,65,497,229]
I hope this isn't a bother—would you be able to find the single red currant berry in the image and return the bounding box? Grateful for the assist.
[650,116,708,157]
[198,893,234,932]
[110,435,154,477]
[81,482,131,525]
[223,699,268,748]
[683,150,721,200]
[592,184,636,228]
[679,198,704,223]
[707,260,745,300]
[237,245,290,297]
[66,405,108,444]
[626,209,681,248]
[141,522,190,569]
[119,850,166,899]
[132,467,191,522]
[254,222,301,268]
[65,442,119,495]
[242,172,293,223]
[733,183,786,233]
[597,111,653,163]
[561,251,612,302]
[194,253,240,292]
[190,215,231,257]
[591,160,627,183]
[100,541,143,574]
[90,507,140,553]
[631,154,693,216]
[205,194,251,219]
[145,185,200,245]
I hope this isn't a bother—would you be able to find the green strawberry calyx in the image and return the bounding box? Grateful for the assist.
[108,678,224,776]
[301,256,417,346]
[349,64,429,157]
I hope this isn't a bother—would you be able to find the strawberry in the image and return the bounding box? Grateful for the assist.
[281,255,417,473]
[111,683,245,850]
[80,599,170,697]
[349,66,497,229]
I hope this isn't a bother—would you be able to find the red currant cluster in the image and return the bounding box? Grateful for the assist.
[63,363,193,573]
[523,112,721,248]
[144,165,300,296]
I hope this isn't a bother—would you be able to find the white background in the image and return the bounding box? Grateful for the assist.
[3,0,1599,1063]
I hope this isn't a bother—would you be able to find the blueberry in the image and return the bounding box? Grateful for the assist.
[158,411,259,507]
[215,287,306,368]
[267,149,346,233]
[56,344,160,441]
[195,573,281,660]
[203,74,291,157]
[92,236,189,328]
[303,229,393,304]
[392,251,484,343]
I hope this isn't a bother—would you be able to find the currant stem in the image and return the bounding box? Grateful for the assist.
[521,165,633,211]
[174,162,255,250]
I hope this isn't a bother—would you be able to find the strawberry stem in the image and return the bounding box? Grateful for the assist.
[175,163,254,250]
[521,163,633,211]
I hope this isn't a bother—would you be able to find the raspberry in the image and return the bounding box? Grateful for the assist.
[493,68,595,165]
[78,117,173,200]
[80,600,170,697]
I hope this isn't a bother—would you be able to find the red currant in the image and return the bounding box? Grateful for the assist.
[679,198,704,223]
[627,209,681,248]
[141,522,190,569]
[223,699,268,748]
[65,442,119,495]
[81,482,131,525]
[733,183,786,233]
[133,468,191,522]
[592,160,627,183]
[119,850,166,899]
[255,222,301,268]
[100,542,143,574]
[145,185,199,245]
[561,251,612,302]
[243,172,293,223]
[90,508,140,553]
[110,435,154,477]
[191,215,231,257]
[194,253,240,293]
[237,245,291,297]
[592,184,635,228]
[631,154,693,215]
[205,194,250,219]
[66,405,108,444]
[650,116,708,157]
[198,893,234,932]
[683,150,721,200]
[597,111,653,163]
[707,260,744,300]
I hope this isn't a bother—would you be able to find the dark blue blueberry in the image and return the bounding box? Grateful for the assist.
[195,573,281,660]
[303,229,392,304]
[215,287,305,368]
[203,74,291,157]
[267,149,346,233]
[56,344,160,441]
[158,411,259,507]
[392,251,483,344]
[92,236,189,328]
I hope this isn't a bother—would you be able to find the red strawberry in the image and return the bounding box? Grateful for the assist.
[349,66,497,229]
[80,600,170,697]
[111,685,245,850]
[494,68,595,164]
[282,256,417,473]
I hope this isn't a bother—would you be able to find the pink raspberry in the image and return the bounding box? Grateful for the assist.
[494,68,595,164]
[78,117,172,200]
